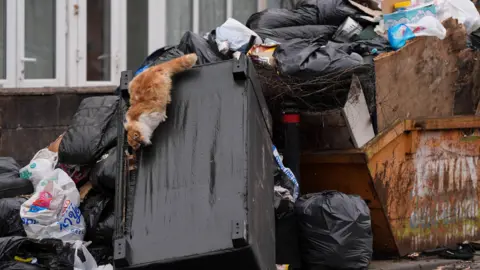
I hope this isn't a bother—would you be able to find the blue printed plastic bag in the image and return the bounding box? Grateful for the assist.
[20,169,86,241]
[388,24,416,50]
[388,16,447,50]
[273,145,299,202]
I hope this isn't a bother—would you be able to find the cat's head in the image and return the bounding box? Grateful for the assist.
[124,120,151,150]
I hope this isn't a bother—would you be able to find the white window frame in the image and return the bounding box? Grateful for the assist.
[68,0,123,87]
[3,0,266,88]
[147,0,267,53]
[148,0,166,55]
[16,0,67,88]
[0,0,16,88]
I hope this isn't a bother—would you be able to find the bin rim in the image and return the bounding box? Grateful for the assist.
[302,116,480,164]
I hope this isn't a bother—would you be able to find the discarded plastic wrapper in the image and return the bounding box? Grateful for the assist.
[20,169,86,241]
[216,39,230,55]
[274,186,294,209]
[273,145,299,202]
[202,31,230,55]
[215,18,262,52]
[73,240,113,270]
[348,0,382,22]
[333,17,363,43]
[14,255,38,264]
[388,16,446,49]
[247,44,277,66]
[57,163,91,186]
[264,38,281,45]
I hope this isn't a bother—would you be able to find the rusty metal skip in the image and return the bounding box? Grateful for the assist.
[301,116,480,257]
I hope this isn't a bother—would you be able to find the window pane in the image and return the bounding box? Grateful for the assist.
[87,0,111,81]
[166,0,192,46]
[127,0,148,72]
[0,0,5,80]
[233,0,257,25]
[199,0,226,34]
[24,0,56,79]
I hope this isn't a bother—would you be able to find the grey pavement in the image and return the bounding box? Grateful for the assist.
[370,259,480,270]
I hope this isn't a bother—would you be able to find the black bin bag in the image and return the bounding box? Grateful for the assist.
[246,5,321,30]
[81,191,114,246]
[246,1,359,30]
[0,158,33,199]
[0,261,44,270]
[254,25,338,43]
[134,46,185,76]
[0,236,75,270]
[0,197,26,237]
[296,0,362,26]
[177,31,226,65]
[295,191,373,270]
[59,96,121,165]
[274,38,364,78]
[90,147,116,195]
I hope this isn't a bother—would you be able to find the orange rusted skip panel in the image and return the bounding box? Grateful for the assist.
[301,116,480,257]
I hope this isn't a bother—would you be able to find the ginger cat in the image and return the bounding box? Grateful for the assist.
[124,53,198,150]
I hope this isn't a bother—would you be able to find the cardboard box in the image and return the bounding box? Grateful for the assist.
[382,0,407,14]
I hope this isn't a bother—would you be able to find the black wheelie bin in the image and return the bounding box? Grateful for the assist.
[113,56,276,270]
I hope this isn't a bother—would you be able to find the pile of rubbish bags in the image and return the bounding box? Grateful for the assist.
[0,96,121,269]
[132,0,391,113]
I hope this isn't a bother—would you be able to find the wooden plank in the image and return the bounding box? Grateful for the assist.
[406,115,480,130]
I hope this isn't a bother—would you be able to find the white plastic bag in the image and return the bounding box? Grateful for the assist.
[216,18,262,51]
[435,0,480,33]
[20,169,86,241]
[74,241,98,270]
[409,16,447,39]
[73,241,113,270]
[388,16,446,49]
[20,148,58,188]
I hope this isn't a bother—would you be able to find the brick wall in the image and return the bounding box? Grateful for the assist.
[0,87,115,165]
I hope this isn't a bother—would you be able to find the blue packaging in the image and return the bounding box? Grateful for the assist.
[388,23,416,50]
[384,3,436,30]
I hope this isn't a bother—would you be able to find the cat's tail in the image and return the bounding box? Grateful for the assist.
[154,53,198,75]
